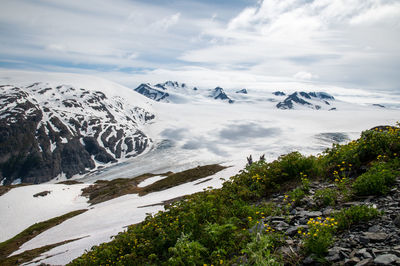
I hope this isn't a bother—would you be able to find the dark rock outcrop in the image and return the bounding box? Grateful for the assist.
[276,91,335,110]
[134,83,169,102]
[210,87,234,104]
[236,89,248,94]
[273,91,286,96]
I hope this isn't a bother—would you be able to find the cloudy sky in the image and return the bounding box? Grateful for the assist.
[0,0,399,91]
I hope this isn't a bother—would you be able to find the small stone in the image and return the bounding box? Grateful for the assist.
[368,225,380,232]
[323,207,333,216]
[278,246,292,256]
[345,257,360,265]
[303,255,315,265]
[326,253,341,262]
[270,216,285,221]
[286,225,307,237]
[285,239,294,245]
[363,232,388,242]
[374,254,399,265]
[355,258,373,266]
[344,201,363,206]
[394,214,400,228]
[328,247,342,256]
[298,211,322,218]
[359,236,370,244]
[356,248,372,259]
[272,220,289,226]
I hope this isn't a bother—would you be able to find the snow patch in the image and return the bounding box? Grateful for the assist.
[137,175,167,188]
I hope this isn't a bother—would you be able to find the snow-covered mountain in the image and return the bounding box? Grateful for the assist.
[134,81,235,104]
[134,82,340,109]
[0,73,154,184]
[209,86,234,103]
[276,91,336,110]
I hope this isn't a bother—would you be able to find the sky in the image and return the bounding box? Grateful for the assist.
[0,0,399,91]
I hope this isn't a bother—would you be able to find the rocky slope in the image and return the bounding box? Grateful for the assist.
[0,81,154,185]
[266,178,400,265]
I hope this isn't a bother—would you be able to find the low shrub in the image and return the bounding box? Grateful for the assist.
[242,233,283,266]
[167,233,207,266]
[313,188,337,207]
[352,162,398,196]
[299,217,337,257]
[334,205,380,230]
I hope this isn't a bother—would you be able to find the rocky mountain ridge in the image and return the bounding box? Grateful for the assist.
[275,91,336,110]
[134,82,338,110]
[0,82,154,184]
[134,81,235,104]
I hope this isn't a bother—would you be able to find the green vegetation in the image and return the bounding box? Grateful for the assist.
[299,217,337,257]
[334,205,381,230]
[70,124,400,265]
[82,164,226,205]
[352,161,398,196]
[0,209,87,263]
[313,188,337,208]
[242,233,283,266]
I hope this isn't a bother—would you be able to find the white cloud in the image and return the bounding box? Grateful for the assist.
[350,3,400,25]
[151,13,181,31]
[177,0,400,91]
[293,71,319,81]
[0,0,399,92]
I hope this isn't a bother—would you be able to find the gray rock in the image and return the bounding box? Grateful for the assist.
[374,254,399,265]
[326,253,341,262]
[363,232,388,242]
[322,207,334,216]
[286,225,307,237]
[298,211,322,218]
[345,257,361,265]
[368,225,381,232]
[355,258,373,266]
[394,214,400,228]
[303,255,315,265]
[356,248,372,259]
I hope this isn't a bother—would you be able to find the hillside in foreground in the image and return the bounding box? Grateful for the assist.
[61,124,400,265]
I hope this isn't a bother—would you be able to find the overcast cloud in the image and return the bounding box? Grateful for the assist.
[0,0,399,92]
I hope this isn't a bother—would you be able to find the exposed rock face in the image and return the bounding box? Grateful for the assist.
[276,91,335,110]
[210,87,234,104]
[273,91,286,96]
[0,83,154,184]
[236,89,248,94]
[134,83,169,102]
[133,81,236,104]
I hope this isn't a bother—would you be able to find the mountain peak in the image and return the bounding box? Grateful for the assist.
[276,91,335,110]
[210,87,234,104]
